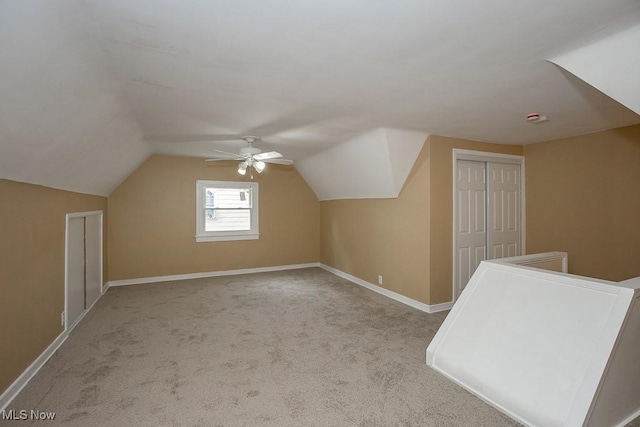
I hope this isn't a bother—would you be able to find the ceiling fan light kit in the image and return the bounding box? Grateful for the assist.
[238,161,248,175]
[237,159,265,175]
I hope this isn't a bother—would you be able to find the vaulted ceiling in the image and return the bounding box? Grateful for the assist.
[1,1,639,196]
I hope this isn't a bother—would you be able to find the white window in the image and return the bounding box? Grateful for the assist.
[195,180,259,242]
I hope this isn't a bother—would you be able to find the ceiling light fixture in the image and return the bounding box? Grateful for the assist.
[237,158,265,176]
[238,161,248,175]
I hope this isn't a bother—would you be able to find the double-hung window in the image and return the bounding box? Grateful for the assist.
[195,180,259,242]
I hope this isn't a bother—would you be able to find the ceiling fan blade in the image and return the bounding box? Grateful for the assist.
[205,158,236,162]
[213,149,244,159]
[146,134,241,143]
[263,158,294,165]
[254,151,283,161]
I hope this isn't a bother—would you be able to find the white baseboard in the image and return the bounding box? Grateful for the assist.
[319,264,453,314]
[106,263,321,287]
[615,408,640,427]
[0,331,68,412]
[107,263,453,314]
[65,285,105,332]
[0,280,110,412]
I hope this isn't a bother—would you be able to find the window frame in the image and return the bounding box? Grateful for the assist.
[195,180,259,242]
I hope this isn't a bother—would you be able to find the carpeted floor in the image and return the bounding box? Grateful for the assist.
[5,268,524,426]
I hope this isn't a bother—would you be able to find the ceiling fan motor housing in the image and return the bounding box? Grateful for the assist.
[239,147,262,156]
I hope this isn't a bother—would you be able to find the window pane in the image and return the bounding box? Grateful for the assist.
[205,209,251,232]
[206,187,251,209]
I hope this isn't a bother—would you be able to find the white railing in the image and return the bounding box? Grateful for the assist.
[492,251,568,273]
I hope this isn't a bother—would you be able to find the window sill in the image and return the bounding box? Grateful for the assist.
[195,233,259,243]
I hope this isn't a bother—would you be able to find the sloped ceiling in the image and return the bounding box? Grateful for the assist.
[0,2,150,196]
[549,24,640,116]
[296,128,427,200]
[1,1,639,197]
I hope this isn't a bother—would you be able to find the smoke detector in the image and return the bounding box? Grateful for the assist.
[526,113,548,124]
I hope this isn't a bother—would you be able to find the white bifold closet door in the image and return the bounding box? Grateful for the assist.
[66,212,102,329]
[84,214,102,309]
[455,160,521,297]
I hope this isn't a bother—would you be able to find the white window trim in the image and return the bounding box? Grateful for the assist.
[195,180,259,242]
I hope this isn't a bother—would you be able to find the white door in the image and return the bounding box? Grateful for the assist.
[487,163,521,259]
[455,160,487,297]
[66,217,85,328]
[84,214,102,309]
[454,157,522,298]
[66,211,103,330]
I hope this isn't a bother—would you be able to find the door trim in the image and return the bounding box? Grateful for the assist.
[64,210,103,331]
[452,149,525,301]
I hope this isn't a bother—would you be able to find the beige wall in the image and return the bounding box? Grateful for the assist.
[4,125,637,399]
[521,258,565,273]
[525,124,640,281]
[107,155,320,280]
[0,179,107,394]
[320,143,432,303]
[319,136,523,305]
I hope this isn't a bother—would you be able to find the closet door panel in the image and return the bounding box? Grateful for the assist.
[455,160,487,295]
[487,163,521,259]
[85,214,102,309]
[67,217,85,328]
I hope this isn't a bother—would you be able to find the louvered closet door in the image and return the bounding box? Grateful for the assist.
[455,160,487,296]
[487,162,521,259]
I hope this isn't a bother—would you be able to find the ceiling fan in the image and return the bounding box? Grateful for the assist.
[205,136,294,175]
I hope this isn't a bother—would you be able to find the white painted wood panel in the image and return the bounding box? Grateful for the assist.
[427,259,640,427]
[586,278,640,427]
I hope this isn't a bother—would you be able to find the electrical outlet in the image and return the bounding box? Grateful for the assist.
[61,312,65,326]
[378,275,383,285]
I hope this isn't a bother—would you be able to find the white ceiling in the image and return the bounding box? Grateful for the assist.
[1,1,639,196]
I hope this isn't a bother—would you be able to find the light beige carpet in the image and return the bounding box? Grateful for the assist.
[5,268,523,426]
